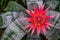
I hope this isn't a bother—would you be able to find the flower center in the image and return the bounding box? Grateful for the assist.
[34,16,45,25]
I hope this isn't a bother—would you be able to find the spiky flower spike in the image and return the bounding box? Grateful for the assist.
[25,4,54,36]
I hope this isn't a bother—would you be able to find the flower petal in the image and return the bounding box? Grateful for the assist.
[28,27,32,32]
[26,9,33,16]
[24,25,30,29]
[43,7,49,15]
[45,26,50,30]
[37,26,41,36]
[39,4,45,12]
[41,25,47,34]
[45,22,53,27]
[31,28,35,36]
[26,18,32,21]
[34,6,38,12]
[46,15,55,19]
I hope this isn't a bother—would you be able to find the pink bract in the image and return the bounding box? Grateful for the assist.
[25,4,53,36]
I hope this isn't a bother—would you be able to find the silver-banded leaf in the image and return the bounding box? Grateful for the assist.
[0,1,27,28]
[45,11,60,40]
[1,23,26,40]
[1,12,28,40]
[45,28,60,40]
[46,11,60,29]
[0,1,28,40]
[44,0,59,10]
[0,12,20,28]
[26,0,43,10]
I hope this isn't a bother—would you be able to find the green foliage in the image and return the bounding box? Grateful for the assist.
[4,37,9,40]
[21,34,27,40]
[55,3,60,12]
[7,31,17,37]
[0,0,8,8]
[0,0,26,14]
[21,0,26,6]
[0,16,3,27]
[4,1,26,13]
[0,0,8,13]
[43,0,60,12]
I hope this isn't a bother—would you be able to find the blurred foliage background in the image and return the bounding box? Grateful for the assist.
[0,0,27,14]
[0,0,60,14]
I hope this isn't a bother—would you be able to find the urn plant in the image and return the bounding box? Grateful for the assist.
[0,0,60,40]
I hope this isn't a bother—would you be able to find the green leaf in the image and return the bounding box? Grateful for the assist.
[0,16,3,27]
[4,1,26,12]
[21,0,26,5]
[55,3,60,12]
[21,34,27,40]
[0,0,8,10]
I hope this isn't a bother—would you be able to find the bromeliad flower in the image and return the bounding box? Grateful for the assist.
[25,4,54,36]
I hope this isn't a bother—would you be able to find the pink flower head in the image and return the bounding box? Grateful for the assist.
[25,4,54,36]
